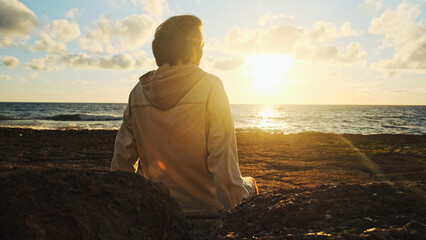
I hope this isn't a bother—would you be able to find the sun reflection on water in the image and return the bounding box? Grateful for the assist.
[253,106,288,133]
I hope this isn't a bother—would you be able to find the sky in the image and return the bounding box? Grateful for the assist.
[0,0,425,104]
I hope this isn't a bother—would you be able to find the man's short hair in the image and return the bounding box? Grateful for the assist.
[152,15,203,66]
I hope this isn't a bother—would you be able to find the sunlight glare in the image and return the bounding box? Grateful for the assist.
[246,54,293,94]
[255,106,288,132]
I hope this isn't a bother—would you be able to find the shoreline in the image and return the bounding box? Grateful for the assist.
[2,101,426,106]
[1,126,425,136]
[1,127,425,190]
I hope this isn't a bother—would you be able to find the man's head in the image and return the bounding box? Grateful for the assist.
[152,15,203,67]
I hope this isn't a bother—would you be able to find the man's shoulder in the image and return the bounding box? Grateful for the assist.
[129,81,143,96]
[198,69,223,90]
[127,81,149,107]
[201,69,221,83]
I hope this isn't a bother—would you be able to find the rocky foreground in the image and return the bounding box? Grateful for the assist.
[0,128,425,239]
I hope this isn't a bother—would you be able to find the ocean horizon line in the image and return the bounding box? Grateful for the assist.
[0,101,425,106]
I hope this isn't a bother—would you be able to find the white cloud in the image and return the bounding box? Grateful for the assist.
[65,8,83,21]
[369,1,426,73]
[224,21,365,65]
[262,25,305,54]
[340,22,360,37]
[360,0,383,10]
[294,42,366,64]
[213,58,245,71]
[132,49,156,69]
[225,27,262,53]
[26,8,80,53]
[98,54,135,70]
[225,25,304,55]
[26,51,155,71]
[311,21,340,42]
[312,21,360,42]
[79,38,105,54]
[62,53,137,70]
[32,32,67,53]
[2,56,20,68]
[0,0,38,46]
[0,74,11,80]
[79,14,157,53]
[28,10,80,53]
[369,1,423,47]
[371,39,426,73]
[26,54,61,71]
[338,42,366,63]
[45,19,81,42]
[130,0,169,16]
[257,12,293,26]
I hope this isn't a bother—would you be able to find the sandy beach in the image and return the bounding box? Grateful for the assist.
[1,128,425,239]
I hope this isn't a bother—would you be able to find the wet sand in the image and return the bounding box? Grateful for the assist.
[0,128,425,239]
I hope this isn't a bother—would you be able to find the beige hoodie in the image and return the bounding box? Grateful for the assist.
[110,64,248,215]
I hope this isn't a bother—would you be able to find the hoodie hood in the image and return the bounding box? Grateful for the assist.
[140,64,205,110]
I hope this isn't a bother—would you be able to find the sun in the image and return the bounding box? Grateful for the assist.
[245,54,293,94]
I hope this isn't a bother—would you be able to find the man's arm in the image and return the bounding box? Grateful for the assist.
[206,79,249,211]
[110,99,139,173]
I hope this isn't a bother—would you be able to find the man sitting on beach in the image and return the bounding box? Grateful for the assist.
[110,15,258,216]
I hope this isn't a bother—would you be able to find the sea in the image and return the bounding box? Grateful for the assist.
[0,102,425,135]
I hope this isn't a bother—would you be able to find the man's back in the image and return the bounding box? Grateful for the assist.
[111,64,248,215]
[110,15,257,215]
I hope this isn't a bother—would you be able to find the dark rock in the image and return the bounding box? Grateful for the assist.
[0,169,191,240]
[220,183,426,239]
